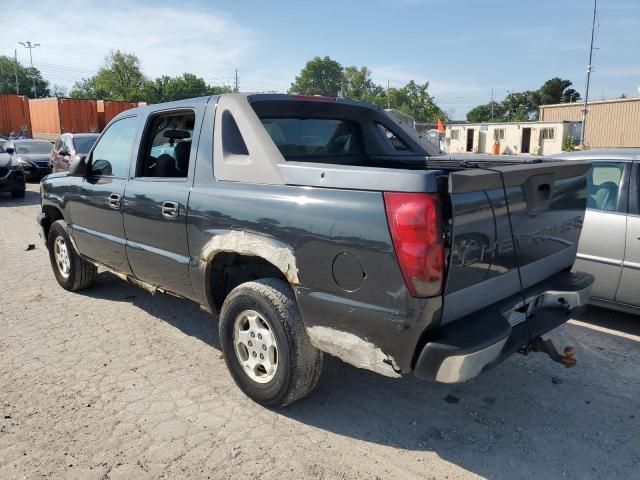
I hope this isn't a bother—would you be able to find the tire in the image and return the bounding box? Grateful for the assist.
[219,278,323,408]
[47,220,97,291]
[11,189,25,199]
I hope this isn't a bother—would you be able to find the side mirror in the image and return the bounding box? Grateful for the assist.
[59,148,70,157]
[5,146,15,155]
[68,155,88,176]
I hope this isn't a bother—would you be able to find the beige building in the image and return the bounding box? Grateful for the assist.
[445,121,581,156]
[539,97,640,148]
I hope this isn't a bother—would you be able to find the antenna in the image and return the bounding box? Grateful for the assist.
[580,0,597,146]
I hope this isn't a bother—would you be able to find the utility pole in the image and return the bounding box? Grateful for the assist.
[234,69,239,93]
[387,80,390,109]
[14,49,19,94]
[490,88,494,121]
[581,0,597,146]
[18,41,41,98]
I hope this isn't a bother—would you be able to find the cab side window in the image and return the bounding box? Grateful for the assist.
[137,110,195,178]
[587,162,625,212]
[90,117,138,177]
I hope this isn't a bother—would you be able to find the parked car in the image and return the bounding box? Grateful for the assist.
[50,133,100,173]
[3,139,53,181]
[37,94,593,407]
[0,143,26,198]
[550,149,640,314]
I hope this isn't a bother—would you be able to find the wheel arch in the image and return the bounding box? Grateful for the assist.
[200,231,299,312]
[41,205,65,242]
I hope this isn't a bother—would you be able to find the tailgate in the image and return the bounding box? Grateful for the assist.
[442,161,589,324]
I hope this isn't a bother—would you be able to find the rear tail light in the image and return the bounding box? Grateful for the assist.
[384,192,444,297]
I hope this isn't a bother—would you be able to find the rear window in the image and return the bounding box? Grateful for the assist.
[15,142,52,155]
[260,118,362,159]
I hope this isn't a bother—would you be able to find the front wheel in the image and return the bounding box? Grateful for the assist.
[47,220,97,291]
[11,189,25,199]
[219,279,323,408]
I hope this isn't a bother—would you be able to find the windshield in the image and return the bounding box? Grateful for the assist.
[15,142,53,155]
[74,136,99,154]
[260,118,362,158]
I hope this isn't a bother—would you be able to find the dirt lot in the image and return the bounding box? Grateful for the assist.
[1,184,639,479]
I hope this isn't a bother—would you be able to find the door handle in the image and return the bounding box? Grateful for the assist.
[162,201,179,219]
[108,193,121,209]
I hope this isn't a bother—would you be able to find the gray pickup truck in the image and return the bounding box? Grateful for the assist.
[38,94,594,407]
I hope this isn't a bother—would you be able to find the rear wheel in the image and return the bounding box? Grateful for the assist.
[219,279,323,407]
[48,220,97,291]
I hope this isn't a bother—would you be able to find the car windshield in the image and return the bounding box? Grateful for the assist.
[74,136,99,154]
[15,142,53,155]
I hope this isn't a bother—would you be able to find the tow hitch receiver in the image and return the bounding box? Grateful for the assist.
[519,337,576,368]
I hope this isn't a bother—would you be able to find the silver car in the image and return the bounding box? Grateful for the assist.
[552,149,640,314]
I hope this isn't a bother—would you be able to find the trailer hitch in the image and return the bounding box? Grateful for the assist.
[519,337,576,368]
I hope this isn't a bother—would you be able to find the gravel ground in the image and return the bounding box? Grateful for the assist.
[1,184,639,479]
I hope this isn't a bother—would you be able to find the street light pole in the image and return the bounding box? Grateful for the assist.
[18,41,41,98]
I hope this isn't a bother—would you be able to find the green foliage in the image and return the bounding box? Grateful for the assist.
[341,66,383,102]
[0,55,50,98]
[69,77,107,99]
[141,74,232,103]
[467,78,581,122]
[562,135,576,152]
[70,51,231,104]
[70,50,145,102]
[370,81,447,122]
[289,56,343,96]
[466,101,504,123]
[290,57,446,122]
[537,77,580,105]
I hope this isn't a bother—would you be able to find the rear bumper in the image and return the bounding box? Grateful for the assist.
[414,270,594,383]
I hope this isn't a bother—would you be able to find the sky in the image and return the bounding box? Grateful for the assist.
[1,0,638,118]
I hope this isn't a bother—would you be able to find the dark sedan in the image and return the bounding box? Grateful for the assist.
[3,140,54,181]
[0,143,26,198]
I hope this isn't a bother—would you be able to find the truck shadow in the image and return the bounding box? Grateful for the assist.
[81,276,639,478]
[83,271,220,349]
[0,188,41,206]
[574,305,640,337]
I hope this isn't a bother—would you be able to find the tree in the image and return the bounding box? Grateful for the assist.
[466,77,581,122]
[289,56,343,96]
[51,84,68,98]
[371,81,447,122]
[466,101,504,123]
[71,50,146,102]
[341,66,383,102]
[141,74,232,103]
[0,55,50,98]
[69,77,107,99]
[502,91,539,121]
[537,77,580,105]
